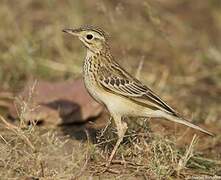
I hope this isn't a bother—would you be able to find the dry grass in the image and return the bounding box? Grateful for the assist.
[0,121,91,179]
[0,0,221,179]
[0,115,220,179]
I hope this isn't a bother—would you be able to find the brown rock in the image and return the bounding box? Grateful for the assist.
[9,78,103,126]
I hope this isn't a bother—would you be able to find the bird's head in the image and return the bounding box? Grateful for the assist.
[63,25,109,53]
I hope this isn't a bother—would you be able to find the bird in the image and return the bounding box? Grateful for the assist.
[62,25,213,167]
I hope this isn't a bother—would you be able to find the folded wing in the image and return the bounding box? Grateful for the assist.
[98,65,179,116]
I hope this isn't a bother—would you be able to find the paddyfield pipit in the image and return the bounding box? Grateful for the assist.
[63,25,213,166]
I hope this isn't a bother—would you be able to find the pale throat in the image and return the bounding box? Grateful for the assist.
[85,47,104,63]
[84,44,111,65]
[84,48,99,70]
[85,49,95,60]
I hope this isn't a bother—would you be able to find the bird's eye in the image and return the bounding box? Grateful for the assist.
[86,34,93,40]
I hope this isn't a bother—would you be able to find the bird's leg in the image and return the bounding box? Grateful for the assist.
[106,115,128,167]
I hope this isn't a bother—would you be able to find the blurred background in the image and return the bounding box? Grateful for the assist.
[0,0,220,115]
[0,0,220,178]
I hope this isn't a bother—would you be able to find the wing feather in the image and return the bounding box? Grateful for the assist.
[98,65,178,116]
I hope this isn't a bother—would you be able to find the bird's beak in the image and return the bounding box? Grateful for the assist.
[62,28,80,36]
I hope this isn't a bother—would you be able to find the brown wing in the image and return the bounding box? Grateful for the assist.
[98,64,179,116]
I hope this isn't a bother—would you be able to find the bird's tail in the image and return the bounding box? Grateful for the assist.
[160,112,214,136]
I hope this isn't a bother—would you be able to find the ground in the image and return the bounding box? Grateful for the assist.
[0,0,221,179]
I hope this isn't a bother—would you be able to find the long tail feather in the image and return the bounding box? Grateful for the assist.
[160,112,214,136]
